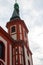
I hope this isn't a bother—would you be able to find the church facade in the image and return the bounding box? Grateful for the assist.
[0,2,33,65]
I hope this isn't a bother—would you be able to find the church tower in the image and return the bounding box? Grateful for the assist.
[6,1,33,65]
[0,0,33,65]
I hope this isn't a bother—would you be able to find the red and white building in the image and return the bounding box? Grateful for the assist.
[0,2,33,65]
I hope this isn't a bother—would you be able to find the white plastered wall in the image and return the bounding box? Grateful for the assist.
[0,36,7,65]
[24,46,33,65]
[11,34,17,40]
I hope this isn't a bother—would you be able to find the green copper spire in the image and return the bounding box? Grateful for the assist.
[10,1,20,20]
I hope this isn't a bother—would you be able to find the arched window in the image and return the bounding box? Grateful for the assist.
[0,61,4,65]
[11,26,16,33]
[0,41,5,61]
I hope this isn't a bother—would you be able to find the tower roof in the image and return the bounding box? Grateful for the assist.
[10,2,20,20]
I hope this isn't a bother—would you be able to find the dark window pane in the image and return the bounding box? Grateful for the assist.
[28,60,30,65]
[0,42,5,60]
[0,61,4,65]
[11,26,16,33]
[0,44,3,59]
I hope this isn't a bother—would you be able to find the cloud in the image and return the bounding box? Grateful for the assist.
[0,0,14,26]
[0,0,10,6]
[29,26,43,65]
[33,0,43,11]
[19,0,43,29]
[31,42,43,65]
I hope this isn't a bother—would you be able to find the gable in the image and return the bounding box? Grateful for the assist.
[0,36,7,45]
[0,26,14,45]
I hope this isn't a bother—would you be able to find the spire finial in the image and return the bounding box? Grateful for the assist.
[10,0,20,20]
[15,0,17,3]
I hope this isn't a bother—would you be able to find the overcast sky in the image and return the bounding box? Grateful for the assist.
[0,0,43,65]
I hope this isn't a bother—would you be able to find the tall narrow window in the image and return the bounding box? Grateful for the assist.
[19,55,24,65]
[15,47,18,65]
[16,55,18,64]
[0,41,5,61]
[25,32,27,38]
[19,47,23,55]
[28,60,30,65]
[11,26,16,33]
[15,47,18,54]
[27,50,29,56]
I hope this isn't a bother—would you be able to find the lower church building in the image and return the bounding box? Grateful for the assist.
[0,1,33,65]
